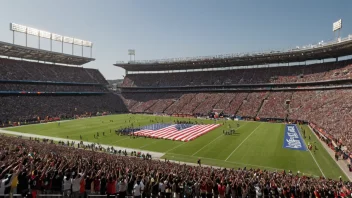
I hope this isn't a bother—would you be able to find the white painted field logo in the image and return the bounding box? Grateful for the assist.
[283,125,307,151]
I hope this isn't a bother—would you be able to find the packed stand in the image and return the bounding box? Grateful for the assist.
[289,89,352,154]
[222,93,248,116]
[193,93,224,115]
[0,58,128,125]
[146,94,181,114]
[0,58,107,84]
[179,93,211,114]
[212,93,237,114]
[122,60,352,87]
[164,94,197,114]
[236,92,268,118]
[0,94,127,125]
[129,94,164,113]
[0,83,107,93]
[258,92,292,119]
[0,135,351,197]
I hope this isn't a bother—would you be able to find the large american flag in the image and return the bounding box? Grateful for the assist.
[133,123,220,142]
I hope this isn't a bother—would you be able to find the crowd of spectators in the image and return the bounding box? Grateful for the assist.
[0,58,128,125]
[164,94,197,115]
[0,135,351,198]
[0,94,127,125]
[0,58,107,84]
[236,92,268,118]
[258,92,292,119]
[221,93,248,115]
[193,93,224,115]
[180,93,212,114]
[129,94,164,113]
[122,60,352,87]
[146,94,181,114]
[0,83,107,93]
[289,89,352,155]
[212,94,237,113]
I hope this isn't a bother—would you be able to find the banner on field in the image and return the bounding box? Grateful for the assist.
[283,124,307,151]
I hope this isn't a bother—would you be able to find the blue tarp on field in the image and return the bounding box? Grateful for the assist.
[283,124,307,151]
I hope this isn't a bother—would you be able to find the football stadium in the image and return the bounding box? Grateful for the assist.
[1,1,352,197]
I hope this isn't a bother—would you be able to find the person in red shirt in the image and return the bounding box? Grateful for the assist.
[200,179,207,198]
[206,179,213,198]
[314,189,321,198]
[94,176,100,194]
[106,176,116,197]
[30,168,47,198]
[218,182,226,198]
[79,178,86,198]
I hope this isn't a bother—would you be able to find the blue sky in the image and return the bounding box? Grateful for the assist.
[0,0,351,79]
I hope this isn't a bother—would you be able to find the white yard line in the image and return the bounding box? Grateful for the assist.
[192,135,224,156]
[295,125,326,178]
[115,137,131,143]
[165,142,186,153]
[225,123,263,161]
[308,148,325,178]
[192,122,249,156]
[139,140,159,149]
[308,126,351,180]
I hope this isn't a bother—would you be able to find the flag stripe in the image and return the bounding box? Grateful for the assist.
[182,124,220,141]
[132,124,220,141]
[171,125,205,140]
[177,125,212,141]
[134,125,176,135]
[175,125,216,141]
[151,124,196,138]
[165,125,203,140]
[150,126,179,137]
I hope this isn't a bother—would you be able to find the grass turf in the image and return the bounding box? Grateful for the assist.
[4,114,348,180]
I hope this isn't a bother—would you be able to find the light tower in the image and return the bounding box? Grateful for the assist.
[333,19,342,41]
[10,23,93,58]
[128,49,135,62]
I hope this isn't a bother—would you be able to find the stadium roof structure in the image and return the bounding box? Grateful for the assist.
[115,35,352,71]
[0,41,94,65]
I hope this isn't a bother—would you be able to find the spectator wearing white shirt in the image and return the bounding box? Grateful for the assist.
[118,178,127,198]
[71,172,84,197]
[62,174,72,197]
[133,180,144,198]
[159,180,166,197]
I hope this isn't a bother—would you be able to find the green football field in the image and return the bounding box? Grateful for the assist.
[4,114,348,180]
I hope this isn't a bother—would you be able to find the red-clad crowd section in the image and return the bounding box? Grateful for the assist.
[0,135,351,197]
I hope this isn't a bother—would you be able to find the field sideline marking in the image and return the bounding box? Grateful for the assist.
[308,148,325,178]
[191,122,249,156]
[295,125,326,178]
[307,126,351,180]
[225,123,263,161]
[115,137,131,143]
